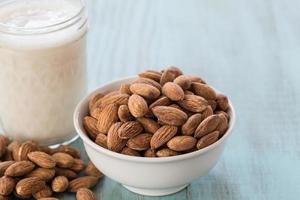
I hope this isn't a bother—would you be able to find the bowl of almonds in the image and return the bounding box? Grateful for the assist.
[74,67,236,196]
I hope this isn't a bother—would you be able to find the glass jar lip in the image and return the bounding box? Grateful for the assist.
[0,0,87,35]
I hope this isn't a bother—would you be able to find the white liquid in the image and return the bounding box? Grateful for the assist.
[0,0,87,145]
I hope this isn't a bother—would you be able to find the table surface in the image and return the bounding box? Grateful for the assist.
[66,0,300,199]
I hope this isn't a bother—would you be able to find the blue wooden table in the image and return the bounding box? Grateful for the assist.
[63,0,300,199]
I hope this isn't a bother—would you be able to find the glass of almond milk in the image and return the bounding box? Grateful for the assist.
[0,0,87,145]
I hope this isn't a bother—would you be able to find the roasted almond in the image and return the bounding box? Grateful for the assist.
[181,114,202,136]
[5,161,35,177]
[33,185,53,199]
[195,114,221,138]
[174,75,192,90]
[208,100,217,111]
[107,122,127,152]
[191,82,216,100]
[150,125,177,149]
[189,75,206,84]
[119,83,132,95]
[130,83,160,99]
[83,116,100,140]
[133,77,162,91]
[16,177,46,197]
[162,82,184,101]
[94,93,129,109]
[118,105,134,122]
[69,176,99,192]
[55,168,77,180]
[28,151,56,168]
[0,161,15,176]
[52,176,69,193]
[160,68,178,86]
[17,140,38,161]
[95,133,108,148]
[90,107,102,119]
[138,70,161,82]
[178,94,208,113]
[144,149,156,157]
[70,159,86,173]
[51,145,80,158]
[136,117,160,134]
[216,94,229,111]
[128,94,148,118]
[197,131,219,149]
[96,104,119,134]
[149,96,171,110]
[121,147,141,157]
[156,148,180,157]
[84,161,103,178]
[127,133,152,151]
[52,153,74,168]
[167,136,197,151]
[118,121,143,139]
[0,136,8,158]
[201,106,213,120]
[7,141,19,161]
[89,93,104,112]
[216,113,229,136]
[76,188,96,200]
[26,168,55,182]
[0,176,15,196]
[152,106,188,126]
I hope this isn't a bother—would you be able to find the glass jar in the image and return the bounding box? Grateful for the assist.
[0,0,87,145]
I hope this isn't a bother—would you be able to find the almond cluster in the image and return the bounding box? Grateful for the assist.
[0,137,101,200]
[84,67,230,157]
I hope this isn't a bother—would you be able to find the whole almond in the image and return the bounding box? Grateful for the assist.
[107,122,127,152]
[33,185,53,199]
[149,96,171,110]
[184,90,194,95]
[174,75,192,90]
[7,141,19,161]
[201,106,213,120]
[130,83,160,99]
[216,110,230,120]
[119,83,132,95]
[55,168,77,180]
[51,145,80,159]
[69,176,98,192]
[152,106,188,126]
[16,177,46,197]
[95,133,108,148]
[96,104,119,134]
[90,107,102,119]
[52,153,74,168]
[76,188,96,200]
[5,161,35,177]
[178,94,208,113]
[216,113,229,136]
[0,136,8,158]
[0,176,15,195]
[160,67,182,86]
[167,66,183,77]
[17,140,38,161]
[133,77,162,90]
[156,148,180,157]
[197,131,220,149]
[144,149,156,157]
[52,176,69,193]
[195,114,221,138]
[118,121,143,139]
[28,151,56,168]
[181,114,202,136]
[167,136,197,151]
[138,70,162,82]
[84,161,103,178]
[136,117,160,134]
[216,94,229,111]
[121,147,141,157]
[118,105,134,122]
[26,168,55,182]
[70,159,86,173]
[192,82,217,100]
[127,133,152,151]
[162,82,184,101]
[89,93,104,113]
[0,161,15,176]
[83,116,100,140]
[93,93,129,109]
[150,125,177,149]
[128,94,148,117]
[208,100,217,111]
[189,75,206,84]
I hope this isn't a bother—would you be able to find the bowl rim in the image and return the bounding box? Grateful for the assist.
[74,76,236,163]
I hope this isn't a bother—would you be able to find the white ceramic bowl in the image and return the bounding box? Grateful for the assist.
[74,77,236,196]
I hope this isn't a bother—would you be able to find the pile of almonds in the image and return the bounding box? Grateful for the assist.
[84,67,230,157]
[0,137,102,200]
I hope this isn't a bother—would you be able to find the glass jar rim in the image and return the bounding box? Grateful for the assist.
[0,0,87,35]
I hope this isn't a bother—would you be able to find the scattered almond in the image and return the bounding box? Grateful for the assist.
[69,176,98,192]
[33,185,53,199]
[15,177,46,197]
[51,176,69,193]
[26,168,55,182]
[76,188,96,200]
[5,161,35,177]
[84,161,103,178]
[52,153,74,168]
[28,151,56,169]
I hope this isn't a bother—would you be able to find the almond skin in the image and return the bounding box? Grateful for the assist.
[197,131,220,149]
[216,94,229,111]
[178,94,208,113]
[136,117,160,134]
[118,105,134,122]
[130,83,160,99]
[96,104,119,134]
[76,188,96,200]
[83,116,100,140]
[5,161,35,177]
[156,148,180,157]
[138,70,162,82]
[16,177,46,197]
[28,151,56,168]
[126,133,152,151]
[191,82,217,100]
[95,133,108,148]
[133,77,162,91]
[52,176,69,193]
[174,75,192,90]
[150,125,178,149]
[119,83,132,95]
[162,82,184,101]
[167,136,197,151]
[181,114,202,136]
[0,176,15,196]
[195,114,221,138]
[26,168,55,182]
[0,161,15,176]
[107,122,127,152]
[152,106,188,126]
[69,176,99,192]
[121,147,141,157]
[118,121,143,139]
[52,153,74,168]
[128,94,149,117]
[84,161,103,178]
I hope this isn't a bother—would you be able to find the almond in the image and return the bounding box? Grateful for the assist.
[174,75,192,90]
[38,145,52,155]
[208,100,217,111]
[96,104,119,134]
[5,161,35,177]
[7,141,19,161]
[181,114,202,136]
[95,133,108,148]
[215,110,230,120]
[150,125,177,149]
[156,148,180,157]
[118,121,143,139]
[69,176,98,192]
[201,106,213,120]
[0,176,15,195]
[149,96,171,110]
[195,114,221,138]
[189,75,206,84]
[76,188,96,200]
[83,116,100,140]
[184,90,194,95]
[17,140,38,161]
[127,133,152,151]
[216,94,229,111]
[152,106,188,126]
[55,168,77,180]
[0,136,8,158]
[0,195,8,200]
[70,159,86,173]
[167,66,183,77]
[128,94,148,118]
[89,93,104,112]
[118,105,134,122]
[28,151,56,168]
[119,83,132,95]
[121,147,140,157]
[52,153,74,168]
[84,161,103,178]
[136,117,160,134]
[133,77,162,90]
[191,82,217,100]
[162,82,184,101]
[16,177,46,197]
[178,94,208,112]
[197,131,219,149]
[216,113,229,136]
[51,145,80,158]
[160,68,178,86]
[94,93,129,109]
[26,168,55,182]
[2,149,12,161]
[144,149,156,157]
[52,176,69,192]
[167,136,197,151]
[130,83,160,99]
[138,70,162,82]
[107,122,127,152]
[33,185,53,199]
[38,198,59,200]
[0,161,15,176]
[90,107,102,119]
